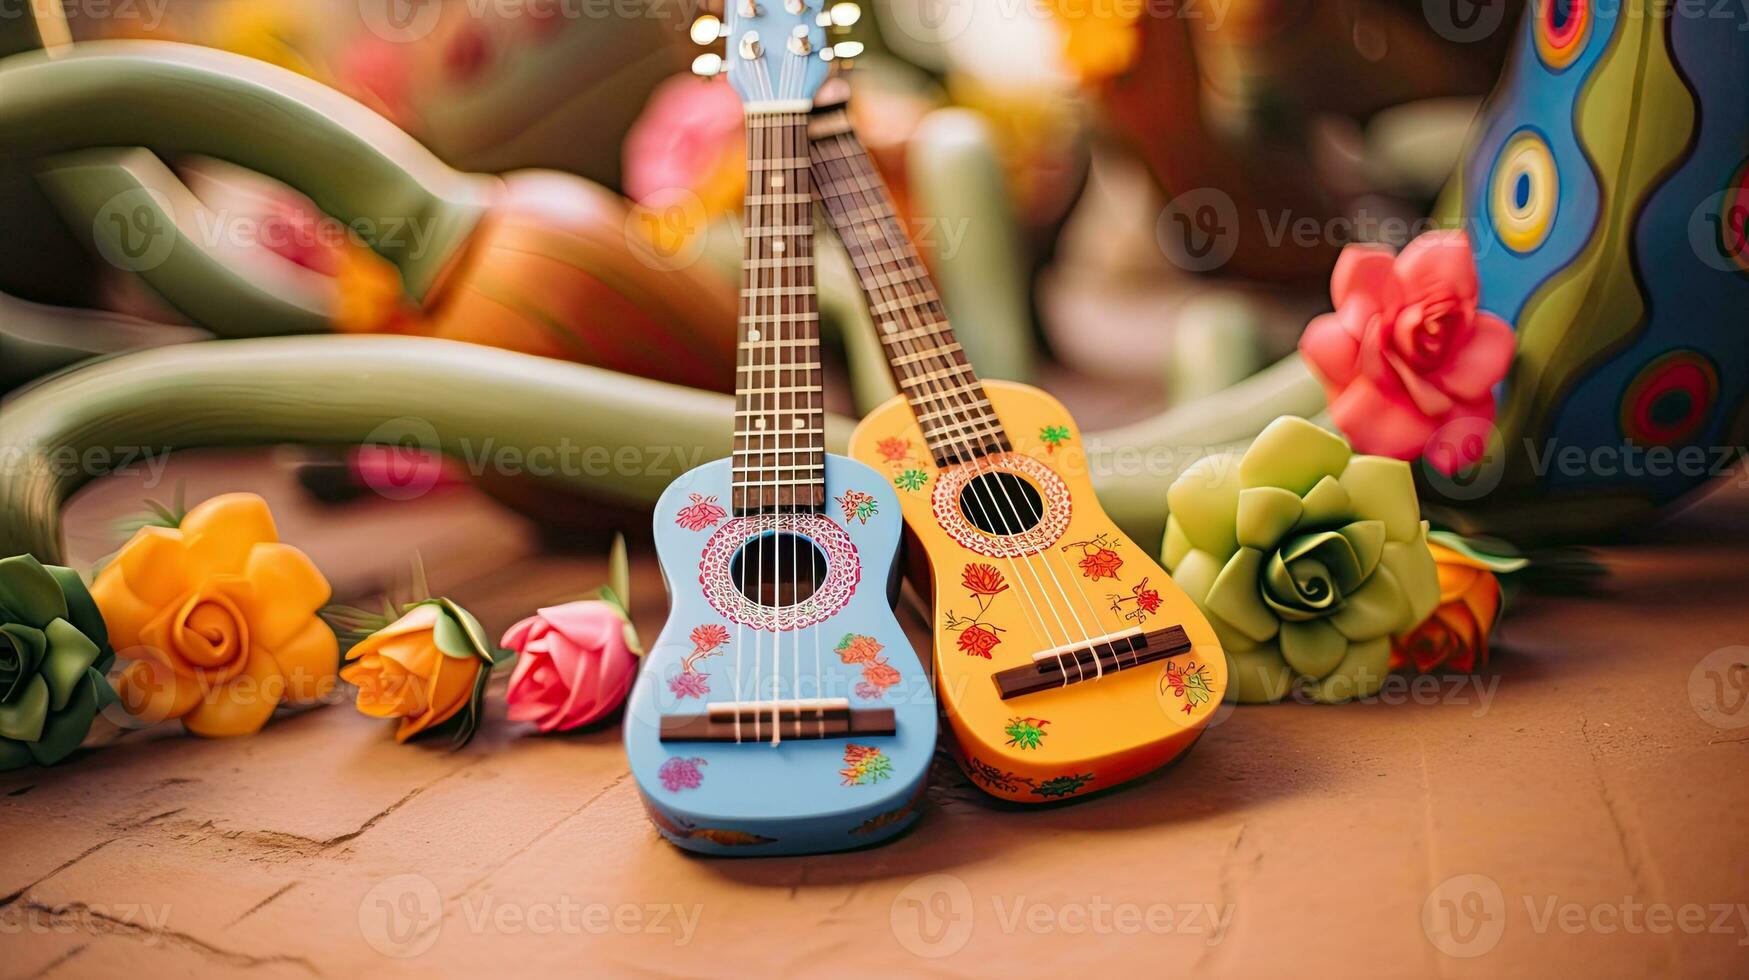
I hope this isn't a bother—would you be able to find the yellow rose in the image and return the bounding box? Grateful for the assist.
[93,493,338,736]
[340,601,490,743]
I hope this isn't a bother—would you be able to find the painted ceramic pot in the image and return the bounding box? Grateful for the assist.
[1431,1,1749,540]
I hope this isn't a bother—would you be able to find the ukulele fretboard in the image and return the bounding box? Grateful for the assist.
[809,104,1010,467]
[734,110,826,514]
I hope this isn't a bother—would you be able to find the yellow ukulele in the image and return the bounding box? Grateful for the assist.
[810,98,1227,803]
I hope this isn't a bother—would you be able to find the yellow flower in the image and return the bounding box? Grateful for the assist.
[340,603,485,743]
[94,494,338,736]
[1390,543,1503,674]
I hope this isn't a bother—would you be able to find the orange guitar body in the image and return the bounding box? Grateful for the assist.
[851,382,1228,803]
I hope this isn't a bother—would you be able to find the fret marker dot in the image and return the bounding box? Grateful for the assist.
[754,418,766,429]
[881,320,897,334]
[748,329,761,341]
[771,174,785,187]
[771,240,785,254]
[792,418,804,428]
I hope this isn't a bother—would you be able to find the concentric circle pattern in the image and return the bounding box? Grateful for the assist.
[1490,129,1559,254]
[1620,350,1720,447]
[1536,0,1591,70]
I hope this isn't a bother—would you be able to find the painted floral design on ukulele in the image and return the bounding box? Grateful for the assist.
[876,436,932,493]
[1062,533,1124,581]
[944,563,1009,658]
[840,744,894,786]
[849,783,927,835]
[648,808,776,847]
[1004,716,1049,750]
[836,489,879,525]
[1163,660,1215,716]
[658,756,706,792]
[966,757,1095,799]
[836,633,902,700]
[668,624,728,699]
[1032,773,1095,798]
[674,493,727,531]
[1109,576,1163,625]
[1039,424,1071,454]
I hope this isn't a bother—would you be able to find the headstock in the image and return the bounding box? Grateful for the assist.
[690,1,865,110]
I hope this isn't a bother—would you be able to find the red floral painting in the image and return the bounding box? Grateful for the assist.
[675,493,727,531]
[946,564,1008,658]
[837,489,879,525]
[836,633,902,699]
[962,563,1008,596]
[1063,535,1124,581]
[669,623,730,699]
[875,437,912,463]
[1110,577,1163,624]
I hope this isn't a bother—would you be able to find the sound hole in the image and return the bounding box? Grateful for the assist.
[958,472,1044,537]
[731,531,829,607]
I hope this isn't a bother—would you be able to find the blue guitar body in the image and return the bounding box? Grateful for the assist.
[625,455,934,856]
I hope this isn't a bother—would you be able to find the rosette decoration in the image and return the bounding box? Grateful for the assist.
[341,598,509,745]
[1163,417,1442,703]
[0,556,118,769]
[93,493,340,736]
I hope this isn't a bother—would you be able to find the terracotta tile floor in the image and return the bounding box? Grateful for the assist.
[2,450,1746,978]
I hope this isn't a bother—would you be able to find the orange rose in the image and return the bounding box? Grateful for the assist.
[93,494,338,736]
[1390,542,1503,674]
[340,600,495,743]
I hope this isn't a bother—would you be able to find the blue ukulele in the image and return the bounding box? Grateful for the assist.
[623,0,933,856]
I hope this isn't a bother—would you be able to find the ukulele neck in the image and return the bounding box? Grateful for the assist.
[809,102,1010,468]
[734,110,826,515]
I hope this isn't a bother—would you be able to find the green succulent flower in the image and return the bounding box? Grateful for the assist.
[1162,417,1440,703]
[0,555,119,769]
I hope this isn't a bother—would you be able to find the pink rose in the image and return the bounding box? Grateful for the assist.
[1299,231,1516,474]
[502,601,638,732]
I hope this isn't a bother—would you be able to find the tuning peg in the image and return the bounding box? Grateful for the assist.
[691,52,724,76]
[832,40,864,59]
[788,24,812,55]
[738,0,759,16]
[739,31,763,60]
[829,2,860,26]
[689,14,721,46]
